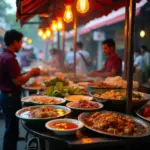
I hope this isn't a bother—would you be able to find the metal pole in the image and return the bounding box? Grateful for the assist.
[73,10,77,77]
[126,0,136,114]
[124,0,129,80]
[62,27,66,71]
[57,31,60,50]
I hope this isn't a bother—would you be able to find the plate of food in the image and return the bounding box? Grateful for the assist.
[22,81,43,90]
[65,95,93,102]
[90,89,150,103]
[136,104,150,122]
[16,105,71,123]
[28,95,66,105]
[66,100,103,111]
[45,119,84,135]
[78,111,150,138]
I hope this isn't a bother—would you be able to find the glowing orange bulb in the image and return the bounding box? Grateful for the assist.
[46,29,51,36]
[51,20,57,31]
[63,5,73,23]
[42,34,47,40]
[38,29,43,36]
[140,30,145,38]
[76,0,89,14]
[57,18,63,30]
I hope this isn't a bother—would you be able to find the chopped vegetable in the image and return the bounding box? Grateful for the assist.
[45,82,82,97]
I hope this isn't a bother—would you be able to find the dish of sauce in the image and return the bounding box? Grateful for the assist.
[49,122,78,130]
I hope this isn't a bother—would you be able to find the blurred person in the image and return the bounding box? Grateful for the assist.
[65,48,74,72]
[73,42,91,74]
[41,48,60,68]
[88,39,122,77]
[66,48,74,65]
[0,30,40,150]
[134,49,145,84]
[140,45,150,66]
[20,48,30,69]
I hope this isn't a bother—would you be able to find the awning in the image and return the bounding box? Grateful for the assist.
[65,0,146,39]
[16,0,48,25]
[79,0,146,35]
[16,0,141,29]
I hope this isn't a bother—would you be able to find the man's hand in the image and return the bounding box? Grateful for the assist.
[30,68,41,77]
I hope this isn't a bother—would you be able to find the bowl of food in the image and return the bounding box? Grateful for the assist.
[65,95,93,102]
[90,89,150,110]
[45,119,84,135]
[16,105,71,123]
[66,100,103,112]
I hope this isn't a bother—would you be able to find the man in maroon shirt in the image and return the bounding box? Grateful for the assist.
[88,39,122,77]
[0,30,40,150]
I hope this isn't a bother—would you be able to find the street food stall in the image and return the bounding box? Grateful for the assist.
[15,0,150,150]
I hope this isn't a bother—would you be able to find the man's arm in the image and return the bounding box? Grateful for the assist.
[13,68,40,86]
[88,65,105,76]
[91,68,117,77]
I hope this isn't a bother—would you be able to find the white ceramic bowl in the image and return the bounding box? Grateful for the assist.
[45,119,84,135]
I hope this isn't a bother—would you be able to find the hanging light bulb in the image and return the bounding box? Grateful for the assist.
[46,29,51,36]
[38,28,43,37]
[57,18,64,30]
[140,30,145,38]
[76,0,89,14]
[42,34,47,40]
[51,20,57,31]
[63,5,73,23]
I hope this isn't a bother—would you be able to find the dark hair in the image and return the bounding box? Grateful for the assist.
[135,49,141,54]
[141,45,147,51]
[102,39,115,49]
[4,29,23,46]
[76,42,83,49]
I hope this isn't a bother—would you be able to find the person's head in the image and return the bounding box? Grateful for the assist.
[76,42,83,51]
[70,48,73,51]
[134,49,141,57]
[4,29,23,52]
[140,45,147,54]
[50,48,58,56]
[102,39,115,56]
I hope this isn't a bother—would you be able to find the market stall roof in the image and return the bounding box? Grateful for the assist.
[66,0,146,38]
[16,0,141,30]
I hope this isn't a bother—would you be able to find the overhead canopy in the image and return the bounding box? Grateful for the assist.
[16,0,141,30]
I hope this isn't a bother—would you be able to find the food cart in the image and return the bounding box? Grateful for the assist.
[16,0,150,150]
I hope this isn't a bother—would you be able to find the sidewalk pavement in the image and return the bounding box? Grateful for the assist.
[0,113,26,150]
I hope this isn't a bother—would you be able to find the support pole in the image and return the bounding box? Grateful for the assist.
[126,0,136,114]
[57,31,60,50]
[62,27,66,71]
[124,0,129,80]
[73,11,77,77]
